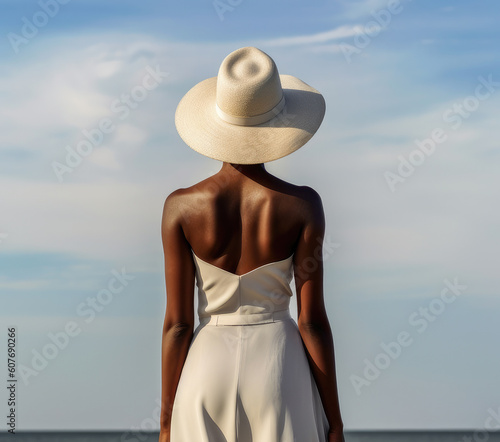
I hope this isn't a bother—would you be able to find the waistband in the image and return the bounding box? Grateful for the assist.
[199,309,291,326]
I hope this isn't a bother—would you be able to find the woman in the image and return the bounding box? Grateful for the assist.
[159,47,344,442]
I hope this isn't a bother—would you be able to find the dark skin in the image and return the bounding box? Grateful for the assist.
[159,161,344,442]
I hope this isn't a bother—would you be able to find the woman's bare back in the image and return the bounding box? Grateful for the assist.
[172,162,321,276]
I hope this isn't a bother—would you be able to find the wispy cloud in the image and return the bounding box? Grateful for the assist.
[261,25,363,47]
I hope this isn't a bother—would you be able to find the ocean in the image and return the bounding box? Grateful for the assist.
[2,431,500,441]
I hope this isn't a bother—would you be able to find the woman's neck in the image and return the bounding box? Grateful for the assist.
[219,162,267,179]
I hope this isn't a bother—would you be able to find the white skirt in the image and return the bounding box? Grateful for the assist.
[170,311,330,442]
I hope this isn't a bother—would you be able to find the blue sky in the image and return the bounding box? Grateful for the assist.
[1,0,500,432]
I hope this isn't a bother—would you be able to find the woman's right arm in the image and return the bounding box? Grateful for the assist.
[294,187,344,442]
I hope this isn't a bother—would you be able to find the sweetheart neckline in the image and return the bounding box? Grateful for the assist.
[191,249,294,278]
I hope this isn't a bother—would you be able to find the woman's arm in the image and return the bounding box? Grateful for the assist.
[294,187,344,442]
[159,191,195,442]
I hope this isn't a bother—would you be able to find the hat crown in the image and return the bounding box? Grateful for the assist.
[216,47,283,119]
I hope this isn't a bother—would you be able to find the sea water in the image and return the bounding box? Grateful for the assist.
[2,431,500,441]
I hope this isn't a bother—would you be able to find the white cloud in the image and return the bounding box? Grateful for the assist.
[87,147,121,169]
[0,34,171,154]
[261,25,364,47]
[112,124,148,151]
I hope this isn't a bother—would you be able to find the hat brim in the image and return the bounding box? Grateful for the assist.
[175,74,326,164]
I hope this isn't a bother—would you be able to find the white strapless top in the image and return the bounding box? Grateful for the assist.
[191,250,294,326]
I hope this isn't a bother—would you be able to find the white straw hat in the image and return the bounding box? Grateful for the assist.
[175,46,326,164]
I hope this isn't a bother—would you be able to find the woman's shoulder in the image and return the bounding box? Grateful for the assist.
[261,178,325,227]
[161,177,218,223]
[161,185,199,222]
[163,176,212,201]
[271,178,323,209]
[292,184,323,204]
[291,185,324,224]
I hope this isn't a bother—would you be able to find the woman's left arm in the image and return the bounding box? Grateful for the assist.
[159,191,195,441]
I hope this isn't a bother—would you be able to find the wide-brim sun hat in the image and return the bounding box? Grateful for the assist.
[175,46,326,164]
